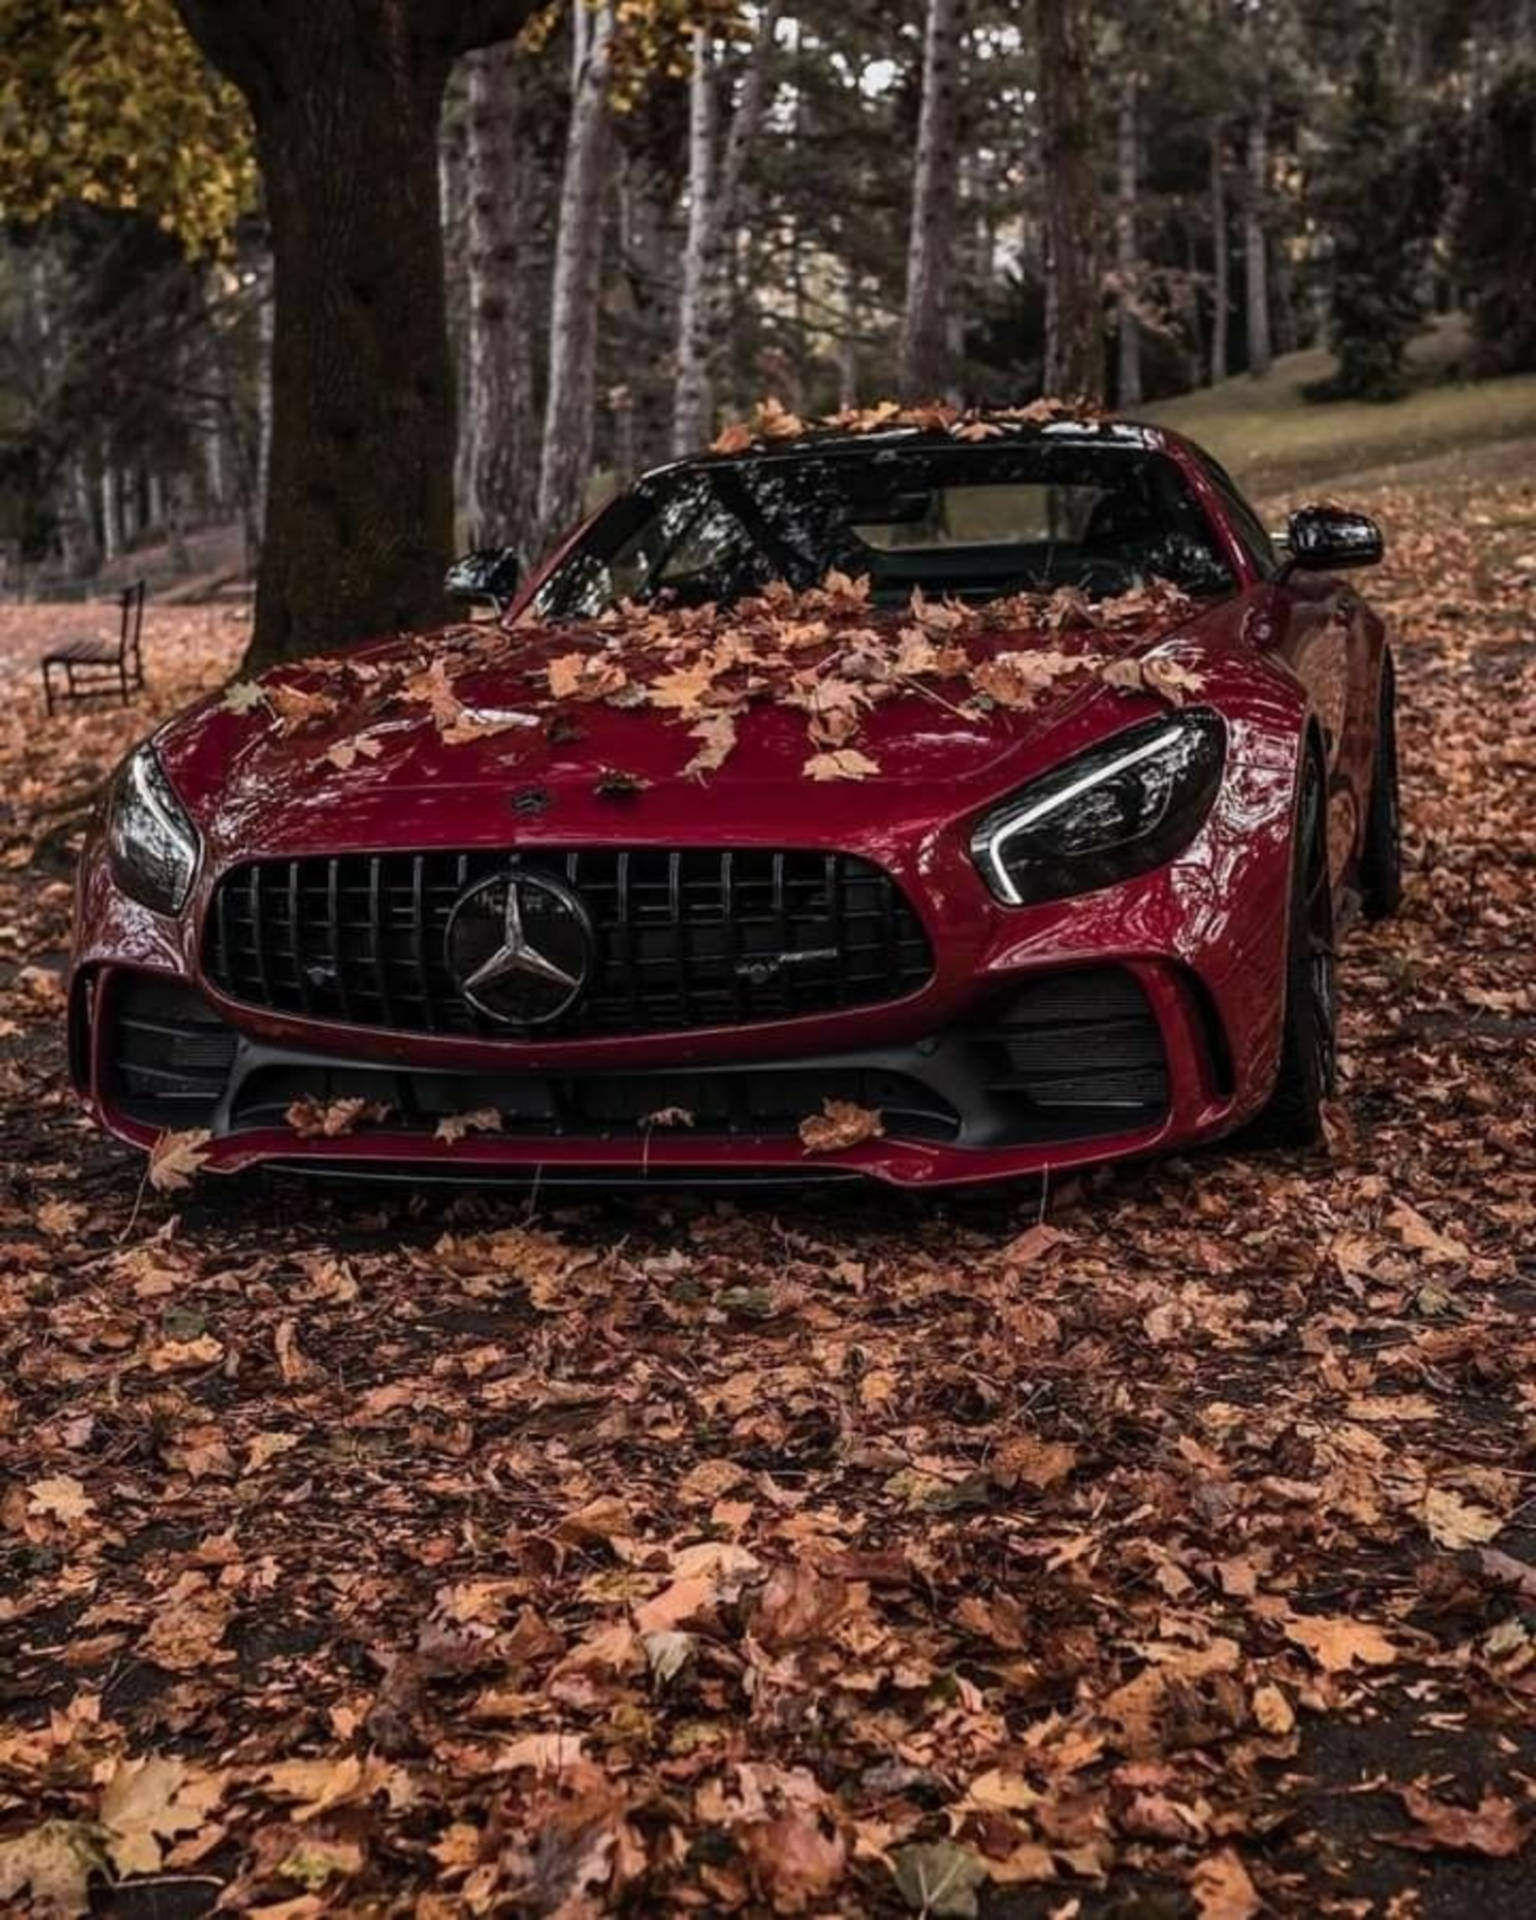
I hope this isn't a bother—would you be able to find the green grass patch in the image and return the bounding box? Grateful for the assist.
[1146,318,1536,500]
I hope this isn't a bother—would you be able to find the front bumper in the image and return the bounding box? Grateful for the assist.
[70,950,1250,1188]
[70,701,1302,1187]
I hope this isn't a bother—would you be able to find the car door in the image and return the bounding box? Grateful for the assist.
[1196,456,1372,890]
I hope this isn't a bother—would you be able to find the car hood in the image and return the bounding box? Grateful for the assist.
[156,602,1230,859]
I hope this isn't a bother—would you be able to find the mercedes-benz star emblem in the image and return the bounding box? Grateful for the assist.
[444,870,594,1027]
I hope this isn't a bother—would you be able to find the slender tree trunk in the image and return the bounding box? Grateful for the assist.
[1244,84,1272,378]
[101,462,122,565]
[1209,119,1229,385]
[464,40,540,551]
[838,258,860,409]
[1039,0,1104,400]
[899,0,965,399]
[1115,69,1142,408]
[536,0,614,549]
[672,3,782,455]
[674,27,718,454]
[172,0,544,669]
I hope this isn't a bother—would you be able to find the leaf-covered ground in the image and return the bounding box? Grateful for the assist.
[0,464,1534,1917]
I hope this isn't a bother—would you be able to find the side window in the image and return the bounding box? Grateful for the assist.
[1198,456,1280,578]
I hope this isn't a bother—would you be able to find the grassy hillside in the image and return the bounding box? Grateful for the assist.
[1146,317,1536,501]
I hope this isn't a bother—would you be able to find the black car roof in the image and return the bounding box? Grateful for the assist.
[648,415,1175,483]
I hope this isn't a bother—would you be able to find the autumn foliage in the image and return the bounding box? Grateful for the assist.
[1,464,1535,1909]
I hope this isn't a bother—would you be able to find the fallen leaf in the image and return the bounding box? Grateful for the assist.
[285,1095,391,1139]
[1389,1785,1526,1857]
[803,748,880,781]
[434,1108,503,1144]
[26,1474,93,1524]
[1282,1613,1398,1672]
[891,1839,988,1917]
[1424,1486,1504,1549]
[148,1128,212,1192]
[798,1099,884,1154]
[1190,1847,1260,1920]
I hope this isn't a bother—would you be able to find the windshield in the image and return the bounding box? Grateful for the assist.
[535,440,1234,621]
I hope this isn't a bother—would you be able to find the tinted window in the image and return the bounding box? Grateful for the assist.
[537,442,1236,620]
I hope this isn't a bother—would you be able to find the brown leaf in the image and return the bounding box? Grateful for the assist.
[1102,653,1207,705]
[148,1128,212,1192]
[741,1811,847,1913]
[754,1562,849,1651]
[1190,1848,1260,1920]
[27,1474,93,1524]
[798,1099,884,1154]
[1390,1785,1526,1858]
[285,1095,391,1139]
[803,748,880,781]
[682,712,738,777]
[434,1108,503,1145]
[1281,1613,1398,1672]
[267,682,338,735]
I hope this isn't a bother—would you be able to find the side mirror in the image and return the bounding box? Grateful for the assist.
[445,546,525,612]
[1279,506,1383,573]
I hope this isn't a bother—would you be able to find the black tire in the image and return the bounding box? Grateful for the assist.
[1360,655,1403,921]
[1245,753,1337,1149]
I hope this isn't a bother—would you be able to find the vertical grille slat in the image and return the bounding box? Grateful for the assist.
[204,848,932,1038]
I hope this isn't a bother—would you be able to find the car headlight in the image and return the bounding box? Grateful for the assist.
[971,711,1225,906]
[107,744,201,915]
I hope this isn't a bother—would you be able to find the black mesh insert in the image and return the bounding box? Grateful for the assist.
[105,974,239,1129]
[203,848,933,1039]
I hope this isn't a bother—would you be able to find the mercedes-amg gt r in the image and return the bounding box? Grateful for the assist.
[68,412,1401,1187]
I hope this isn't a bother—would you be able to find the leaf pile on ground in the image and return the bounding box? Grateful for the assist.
[0,464,1534,1914]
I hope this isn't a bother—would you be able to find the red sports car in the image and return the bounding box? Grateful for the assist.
[68,413,1401,1189]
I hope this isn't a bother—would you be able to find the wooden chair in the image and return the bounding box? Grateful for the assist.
[42,580,147,715]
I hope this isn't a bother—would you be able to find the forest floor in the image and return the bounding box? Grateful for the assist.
[0,449,1534,1916]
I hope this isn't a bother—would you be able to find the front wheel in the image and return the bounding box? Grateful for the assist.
[1360,655,1403,921]
[1244,753,1337,1148]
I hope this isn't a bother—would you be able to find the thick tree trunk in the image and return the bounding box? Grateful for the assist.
[1209,120,1229,385]
[536,0,614,550]
[1244,87,1272,378]
[672,4,781,455]
[464,41,540,550]
[172,0,543,669]
[1115,70,1142,408]
[1039,0,1104,401]
[899,0,964,400]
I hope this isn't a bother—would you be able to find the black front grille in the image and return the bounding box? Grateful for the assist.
[105,974,240,1128]
[203,849,933,1038]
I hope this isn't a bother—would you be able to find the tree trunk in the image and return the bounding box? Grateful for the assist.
[536,0,614,550]
[101,462,122,565]
[464,40,540,551]
[1039,0,1103,401]
[172,0,543,670]
[1209,120,1229,385]
[672,3,782,455]
[1115,69,1142,408]
[673,27,718,455]
[1244,87,1272,378]
[254,247,274,553]
[899,0,964,400]
[838,259,860,409]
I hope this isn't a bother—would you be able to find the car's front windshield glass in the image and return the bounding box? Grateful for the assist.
[535,439,1234,621]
